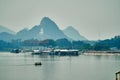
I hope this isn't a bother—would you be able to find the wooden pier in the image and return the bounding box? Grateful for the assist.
[116,71,120,80]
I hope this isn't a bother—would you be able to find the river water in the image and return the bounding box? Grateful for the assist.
[0,52,120,80]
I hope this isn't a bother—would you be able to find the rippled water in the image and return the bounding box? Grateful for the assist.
[0,52,120,80]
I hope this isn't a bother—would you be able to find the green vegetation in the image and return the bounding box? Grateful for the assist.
[0,35,120,51]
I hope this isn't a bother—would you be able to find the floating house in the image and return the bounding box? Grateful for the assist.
[32,49,79,56]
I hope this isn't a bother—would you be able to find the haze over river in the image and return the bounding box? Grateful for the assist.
[0,52,120,80]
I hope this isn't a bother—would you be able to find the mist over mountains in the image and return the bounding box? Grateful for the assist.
[1,17,120,51]
[63,26,87,41]
[0,17,87,42]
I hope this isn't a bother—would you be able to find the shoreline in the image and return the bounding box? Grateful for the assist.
[84,51,120,55]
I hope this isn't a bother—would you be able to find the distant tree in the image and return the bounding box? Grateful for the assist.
[39,39,56,47]
[79,43,92,51]
[23,39,40,46]
[47,39,56,47]
[72,41,83,49]
[72,40,91,50]
[0,40,16,51]
[56,38,72,49]
[92,35,120,50]
[92,41,110,51]
[11,39,22,48]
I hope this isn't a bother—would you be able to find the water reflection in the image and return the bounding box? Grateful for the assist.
[0,52,120,80]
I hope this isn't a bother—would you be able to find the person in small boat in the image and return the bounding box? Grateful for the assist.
[34,62,42,66]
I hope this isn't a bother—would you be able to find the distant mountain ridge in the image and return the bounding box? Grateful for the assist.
[0,17,87,42]
[0,32,15,42]
[63,26,87,41]
[39,17,68,40]
[16,17,68,40]
[0,25,15,34]
[0,25,15,42]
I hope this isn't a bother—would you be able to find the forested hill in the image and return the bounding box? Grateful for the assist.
[0,35,120,51]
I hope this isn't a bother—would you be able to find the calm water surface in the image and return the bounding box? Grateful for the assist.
[0,52,120,80]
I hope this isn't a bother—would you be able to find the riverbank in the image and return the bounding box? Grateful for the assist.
[84,51,120,55]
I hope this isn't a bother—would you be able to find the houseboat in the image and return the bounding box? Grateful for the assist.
[51,49,79,56]
[32,49,79,56]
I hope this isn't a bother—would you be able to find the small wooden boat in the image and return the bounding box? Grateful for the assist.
[34,62,42,66]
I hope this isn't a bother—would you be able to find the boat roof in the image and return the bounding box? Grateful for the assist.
[54,49,78,52]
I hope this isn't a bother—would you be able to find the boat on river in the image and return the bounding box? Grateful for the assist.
[11,49,21,53]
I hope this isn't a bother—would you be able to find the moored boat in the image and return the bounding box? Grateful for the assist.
[52,49,79,56]
[11,49,21,53]
[32,49,79,56]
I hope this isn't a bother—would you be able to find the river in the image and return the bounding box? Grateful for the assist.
[0,52,120,80]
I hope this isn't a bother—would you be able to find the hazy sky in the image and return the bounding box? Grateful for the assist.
[0,0,120,40]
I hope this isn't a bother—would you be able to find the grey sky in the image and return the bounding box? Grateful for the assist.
[0,0,120,40]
